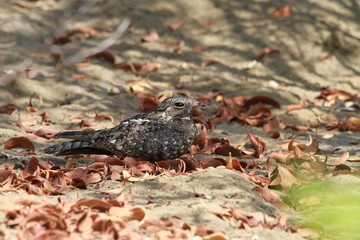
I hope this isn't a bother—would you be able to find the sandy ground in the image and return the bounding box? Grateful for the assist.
[0,0,359,239]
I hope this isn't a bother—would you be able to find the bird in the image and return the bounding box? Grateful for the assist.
[44,96,202,161]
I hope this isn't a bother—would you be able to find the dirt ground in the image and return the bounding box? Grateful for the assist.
[0,0,359,239]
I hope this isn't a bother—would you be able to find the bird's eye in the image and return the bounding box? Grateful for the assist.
[174,102,185,108]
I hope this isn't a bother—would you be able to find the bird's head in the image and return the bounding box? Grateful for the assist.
[155,96,202,120]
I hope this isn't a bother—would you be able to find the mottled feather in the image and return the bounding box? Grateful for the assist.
[44,96,201,161]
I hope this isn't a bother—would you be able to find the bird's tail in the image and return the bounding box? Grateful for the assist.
[44,129,115,156]
[54,130,96,140]
[43,140,92,155]
[44,140,115,156]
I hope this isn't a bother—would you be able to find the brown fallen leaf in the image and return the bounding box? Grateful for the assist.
[131,90,158,112]
[4,137,35,151]
[22,68,48,79]
[137,63,161,76]
[85,172,103,184]
[168,22,183,31]
[25,106,38,113]
[200,230,227,240]
[72,73,87,79]
[202,21,213,27]
[284,123,313,132]
[94,112,113,121]
[93,156,124,165]
[80,118,99,127]
[141,27,159,42]
[114,62,147,71]
[270,165,298,188]
[76,212,94,233]
[248,132,267,158]
[263,117,281,138]
[200,59,223,68]
[32,128,60,139]
[109,206,146,222]
[253,186,290,209]
[27,133,50,142]
[343,117,360,132]
[53,27,100,45]
[214,141,245,157]
[256,48,280,60]
[12,2,33,10]
[196,158,227,169]
[24,156,48,174]
[328,151,349,166]
[302,138,319,155]
[0,103,17,115]
[91,50,116,64]
[286,103,303,115]
[74,61,92,67]
[192,126,208,148]
[36,112,51,125]
[229,208,259,228]
[316,87,359,103]
[269,152,290,163]
[192,45,209,52]
[71,198,112,211]
[245,96,281,109]
[272,5,292,18]
[172,41,185,56]
[320,55,330,62]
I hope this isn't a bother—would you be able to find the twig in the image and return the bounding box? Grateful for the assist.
[57,18,130,70]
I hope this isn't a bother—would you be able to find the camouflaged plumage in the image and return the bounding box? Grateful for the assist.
[44,96,201,161]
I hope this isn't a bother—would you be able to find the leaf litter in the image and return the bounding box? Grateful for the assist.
[0,22,360,239]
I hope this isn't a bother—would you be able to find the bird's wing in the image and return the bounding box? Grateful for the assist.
[105,113,155,141]
[55,129,96,140]
[45,113,155,156]
[90,113,164,150]
[54,113,150,141]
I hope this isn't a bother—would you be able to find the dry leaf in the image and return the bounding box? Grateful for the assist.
[256,48,280,60]
[270,166,298,188]
[253,186,290,209]
[141,27,159,42]
[131,90,158,112]
[344,117,360,132]
[244,96,281,109]
[4,137,35,150]
[263,117,281,138]
[284,123,313,132]
[114,62,147,71]
[13,2,33,10]
[109,206,146,222]
[53,27,100,45]
[0,103,18,115]
[192,45,209,52]
[91,50,116,64]
[272,5,292,18]
[202,21,213,27]
[200,59,223,68]
[328,151,349,166]
[248,133,267,158]
[71,198,112,211]
[168,22,183,31]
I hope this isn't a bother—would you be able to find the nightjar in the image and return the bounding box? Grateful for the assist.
[44,96,201,161]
